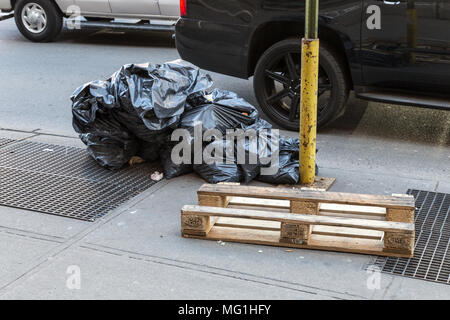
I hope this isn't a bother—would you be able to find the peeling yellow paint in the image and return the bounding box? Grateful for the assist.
[299,38,319,185]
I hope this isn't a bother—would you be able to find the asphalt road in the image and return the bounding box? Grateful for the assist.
[0,18,255,135]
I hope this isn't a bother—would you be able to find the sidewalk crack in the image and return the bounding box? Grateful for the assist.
[80,242,368,300]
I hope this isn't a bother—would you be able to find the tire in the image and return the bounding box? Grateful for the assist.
[253,38,350,131]
[14,0,62,42]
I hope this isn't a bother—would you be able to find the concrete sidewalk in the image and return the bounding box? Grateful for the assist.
[0,127,448,300]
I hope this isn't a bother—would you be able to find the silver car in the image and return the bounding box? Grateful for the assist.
[0,0,179,42]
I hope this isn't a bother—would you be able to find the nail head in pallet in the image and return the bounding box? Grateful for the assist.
[181,184,416,258]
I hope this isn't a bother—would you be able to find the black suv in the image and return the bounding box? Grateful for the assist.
[176,0,450,130]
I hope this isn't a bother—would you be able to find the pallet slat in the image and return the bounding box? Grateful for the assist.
[312,225,383,240]
[198,184,415,209]
[228,196,290,209]
[318,211,386,221]
[184,226,412,258]
[319,203,386,217]
[214,217,280,231]
[182,205,414,233]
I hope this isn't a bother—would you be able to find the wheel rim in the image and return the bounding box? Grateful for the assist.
[21,3,47,34]
[262,49,332,124]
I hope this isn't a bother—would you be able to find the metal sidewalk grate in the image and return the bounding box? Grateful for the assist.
[0,140,161,221]
[0,138,15,148]
[369,190,450,285]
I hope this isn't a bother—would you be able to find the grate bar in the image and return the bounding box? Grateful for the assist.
[0,139,161,221]
[368,190,450,285]
[0,138,15,148]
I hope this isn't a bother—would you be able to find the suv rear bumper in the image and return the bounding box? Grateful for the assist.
[175,17,250,79]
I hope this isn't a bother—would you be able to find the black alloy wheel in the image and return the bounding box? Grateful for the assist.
[254,38,350,131]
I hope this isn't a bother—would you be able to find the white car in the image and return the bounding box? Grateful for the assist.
[0,0,179,42]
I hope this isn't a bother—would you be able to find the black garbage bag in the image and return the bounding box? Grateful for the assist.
[80,132,138,170]
[257,137,319,184]
[71,60,213,169]
[194,139,242,184]
[136,139,164,163]
[110,60,213,131]
[278,137,319,176]
[280,137,300,155]
[258,137,299,184]
[111,109,177,142]
[75,116,137,170]
[71,83,137,169]
[160,142,194,179]
[235,119,280,183]
[71,80,116,132]
[258,158,319,185]
[180,88,259,135]
[72,59,314,184]
[165,88,255,177]
[257,153,299,185]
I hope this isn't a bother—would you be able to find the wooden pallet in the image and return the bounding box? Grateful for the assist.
[181,184,416,258]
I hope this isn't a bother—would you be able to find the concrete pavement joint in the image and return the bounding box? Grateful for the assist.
[0,133,40,144]
[0,128,78,139]
[0,179,170,296]
[80,242,368,300]
[380,276,396,299]
[0,225,65,244]
[79,244,326,299]
[434,181,440,192]
[32,129,79,139]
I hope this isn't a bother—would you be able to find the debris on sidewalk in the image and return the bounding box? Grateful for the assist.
[151,171,164,181]
[129,156,145,166]
[71,59,303,184]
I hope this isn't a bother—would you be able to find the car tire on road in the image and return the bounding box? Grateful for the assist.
[253,38,350,131]
[14,0,63,42]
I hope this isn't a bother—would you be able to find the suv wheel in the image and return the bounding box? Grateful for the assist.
[14,0,62,42]
[254,38,350,131]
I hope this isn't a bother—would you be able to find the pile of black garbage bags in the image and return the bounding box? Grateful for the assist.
[71,60,304,184]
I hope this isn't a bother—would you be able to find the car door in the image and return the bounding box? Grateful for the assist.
[361,0,450,94]
[108,0,160,16]
[407,1,450,94]
[74,0,111,14]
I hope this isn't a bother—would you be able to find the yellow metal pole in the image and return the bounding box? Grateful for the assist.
[300,0,319,185]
